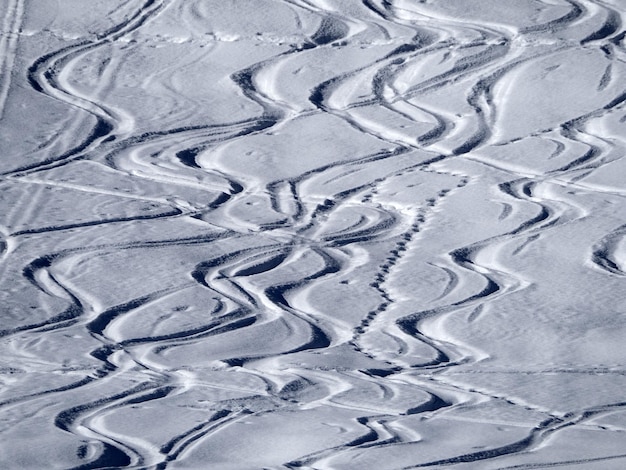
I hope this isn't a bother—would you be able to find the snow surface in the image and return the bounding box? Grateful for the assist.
[1,0,626,468]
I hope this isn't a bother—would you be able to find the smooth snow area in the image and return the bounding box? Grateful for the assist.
[1,0,626,468]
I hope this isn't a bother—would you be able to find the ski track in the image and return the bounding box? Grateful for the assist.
[1,0,626,468]
[0,0,25,121]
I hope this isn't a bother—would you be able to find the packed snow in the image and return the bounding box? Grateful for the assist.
[1,0,625,468]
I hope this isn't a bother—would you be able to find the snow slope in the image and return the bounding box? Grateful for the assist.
[1,0,625,468]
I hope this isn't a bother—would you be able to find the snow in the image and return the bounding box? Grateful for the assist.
[1,0,625,468]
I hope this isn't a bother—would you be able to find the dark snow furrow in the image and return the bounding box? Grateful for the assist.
[496,453,626,469]
[11,207,182,236]
[519,0,584,34]
[70,442,132,470]
[88,289,183,337]
[54,381,158,432]
[591,223,626,276]
[581,7,621,44]
[119,310,253,347]
[157,410,242,464]
[311,16,350,46]
[0,376,97,408]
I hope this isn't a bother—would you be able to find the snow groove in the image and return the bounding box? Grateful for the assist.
[1,0,625,468]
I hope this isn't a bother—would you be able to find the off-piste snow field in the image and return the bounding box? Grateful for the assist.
[1,0,626,468]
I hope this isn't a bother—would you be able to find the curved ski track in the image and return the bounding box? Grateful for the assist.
[1,0,626,468]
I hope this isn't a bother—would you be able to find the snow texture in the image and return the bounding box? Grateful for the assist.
[1,0,626,468]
